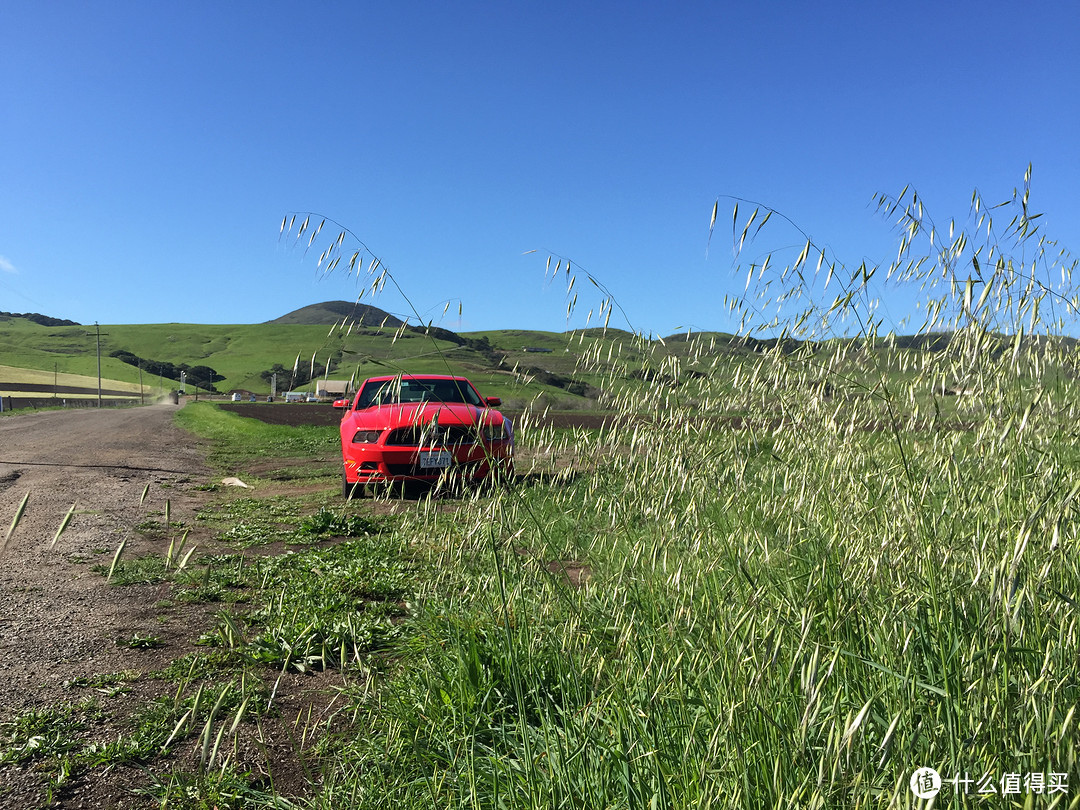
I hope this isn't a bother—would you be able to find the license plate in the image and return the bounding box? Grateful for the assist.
[419,450,452,469]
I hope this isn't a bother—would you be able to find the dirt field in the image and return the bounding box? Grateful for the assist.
[218,401,616,430]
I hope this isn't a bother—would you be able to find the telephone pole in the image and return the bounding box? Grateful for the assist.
[96,323,103,407]
[92,323,111,407]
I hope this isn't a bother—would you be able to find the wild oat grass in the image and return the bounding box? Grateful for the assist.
[281,175,1079,808]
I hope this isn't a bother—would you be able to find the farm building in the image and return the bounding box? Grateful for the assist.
[315,380,352,400]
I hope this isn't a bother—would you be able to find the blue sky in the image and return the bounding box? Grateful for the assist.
[2,1,1077,336]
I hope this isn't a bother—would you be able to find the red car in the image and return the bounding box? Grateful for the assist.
[336,374,514,496]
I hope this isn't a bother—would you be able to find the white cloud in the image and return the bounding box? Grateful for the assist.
[0,256,16,274]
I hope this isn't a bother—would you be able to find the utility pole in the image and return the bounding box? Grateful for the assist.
[91,323,111,407]
[96,323,103,407]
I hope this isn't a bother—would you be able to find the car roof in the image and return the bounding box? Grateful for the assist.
[361,374,470,383]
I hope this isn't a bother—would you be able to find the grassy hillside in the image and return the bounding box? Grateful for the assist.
[0,364,146,398]
[3,307,1067,417]
[0,303,766,408]
[0,321,166,397]
[0,314,652,406]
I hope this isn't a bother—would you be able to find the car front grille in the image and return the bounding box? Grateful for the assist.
[384,461,483,476]
[384,425,479,447]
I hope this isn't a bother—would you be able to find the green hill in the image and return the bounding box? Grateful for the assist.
[265,301,404,327]
[7,304,1064,411]
[0,306,652,407]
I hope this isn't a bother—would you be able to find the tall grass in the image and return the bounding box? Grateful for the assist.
[278,173,1079,808]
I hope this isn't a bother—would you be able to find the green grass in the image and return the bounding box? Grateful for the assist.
[197,535,413,673]
[0,673,268,798]
[174,401,339,471]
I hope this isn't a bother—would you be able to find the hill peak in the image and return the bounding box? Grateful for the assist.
[266,301,404,327]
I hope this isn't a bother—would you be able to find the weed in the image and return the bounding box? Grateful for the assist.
[156,650,247,683]
[62,671,141,690]
[93,553,167,585]
[134,768,299,810]
[119,633,166,649]
[294,506,382,541]
[26,178,1072,805]
[0,699,101,766]
[134,517,186,540]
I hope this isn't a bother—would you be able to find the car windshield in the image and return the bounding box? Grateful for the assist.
[355,378,484,409]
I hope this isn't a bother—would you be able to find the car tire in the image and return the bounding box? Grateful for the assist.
[342,470,363,500]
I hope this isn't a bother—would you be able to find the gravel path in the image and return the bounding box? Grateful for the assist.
[0,403,215,806]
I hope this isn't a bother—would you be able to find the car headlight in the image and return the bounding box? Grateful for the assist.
[482,422,508,442]
[351,429,382,444]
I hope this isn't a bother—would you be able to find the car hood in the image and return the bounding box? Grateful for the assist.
[347,402,504,429]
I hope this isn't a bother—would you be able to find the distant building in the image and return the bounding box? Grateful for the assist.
[315,380,353,400]
[522,346,553,353]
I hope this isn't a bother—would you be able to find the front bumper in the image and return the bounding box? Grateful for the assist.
[342,443,513,484]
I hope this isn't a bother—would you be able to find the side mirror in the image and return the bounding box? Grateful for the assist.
[333,399,349,409]
[485,397,502,407]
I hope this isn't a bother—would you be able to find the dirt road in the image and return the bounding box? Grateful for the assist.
[0,404,214,805]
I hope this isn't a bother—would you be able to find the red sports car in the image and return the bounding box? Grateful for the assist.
[336,374,514,496]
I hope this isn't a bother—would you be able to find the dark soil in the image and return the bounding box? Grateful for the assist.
[0,382,138,397]
[218,401,617,430]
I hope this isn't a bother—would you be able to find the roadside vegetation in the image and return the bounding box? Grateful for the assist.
[3,174,1079,808]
